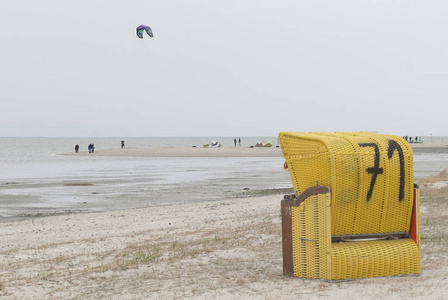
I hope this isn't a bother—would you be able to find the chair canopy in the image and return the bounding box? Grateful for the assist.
[279,131,414,236]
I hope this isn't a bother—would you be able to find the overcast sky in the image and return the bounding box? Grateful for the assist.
[1,1,447,137]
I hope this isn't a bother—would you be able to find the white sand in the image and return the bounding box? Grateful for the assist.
[1,193,446,299]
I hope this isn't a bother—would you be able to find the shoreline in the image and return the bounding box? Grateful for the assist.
[2,143,448,298]
[59,143,448,157]
[0,187,294,224]
[3,142,446,224]
[408,142,448,153]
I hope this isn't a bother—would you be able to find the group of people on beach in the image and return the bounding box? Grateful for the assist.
[403,136,422,143]
[74,140,125,153]
[73,143,95,153]
[234,138,241,147]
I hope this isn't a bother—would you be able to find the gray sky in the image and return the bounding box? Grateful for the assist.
[1,1,447,137]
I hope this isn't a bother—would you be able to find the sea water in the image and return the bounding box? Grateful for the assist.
[0,136,447,221]
[0,137,288,220]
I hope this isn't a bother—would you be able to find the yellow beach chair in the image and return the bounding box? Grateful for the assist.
[279,132,420,280]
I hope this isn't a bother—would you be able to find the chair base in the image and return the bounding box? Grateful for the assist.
[282,187,421,280]
[329,239,420,280]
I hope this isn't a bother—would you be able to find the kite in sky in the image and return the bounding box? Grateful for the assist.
[136,25,153,39]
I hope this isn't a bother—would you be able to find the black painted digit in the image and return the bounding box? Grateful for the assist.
[359,143,383,201]
[387,140,405,202]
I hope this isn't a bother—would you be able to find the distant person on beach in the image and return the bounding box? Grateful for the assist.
[121,140,125,149]
[91,143,94,153]
[88,144,92,153]
[234,138,237,147]
[74,144,79,153]
[238,138,241,147]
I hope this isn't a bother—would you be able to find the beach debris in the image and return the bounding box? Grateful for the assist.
[203,141,221,148]
[249,141,274,148]
[136,25,153,38]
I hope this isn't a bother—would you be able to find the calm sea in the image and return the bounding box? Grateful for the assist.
[1,136,448,221]
[0,137,287,220]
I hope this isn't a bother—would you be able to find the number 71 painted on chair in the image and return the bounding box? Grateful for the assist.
[359,139,405,202]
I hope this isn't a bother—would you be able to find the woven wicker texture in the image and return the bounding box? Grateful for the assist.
[281,132,420,279]
[279,132,414,236]
[292,192,331,279]
[289,186,420,279]
[331,239,420,279]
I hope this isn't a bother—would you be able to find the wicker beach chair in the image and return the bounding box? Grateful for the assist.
[279,132,421,280]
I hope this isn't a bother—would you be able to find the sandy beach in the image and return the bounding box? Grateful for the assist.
[3,0,448,296]
[63,146,284,157]
[1,144,447,299]
[409,143,448,153]
[1,189,447,299]
[61,142,448,158]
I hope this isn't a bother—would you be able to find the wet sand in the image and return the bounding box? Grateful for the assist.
[408,143,448,153]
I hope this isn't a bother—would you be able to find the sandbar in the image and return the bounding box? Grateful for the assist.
[60,143,448,158]
[62,146,283,157]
